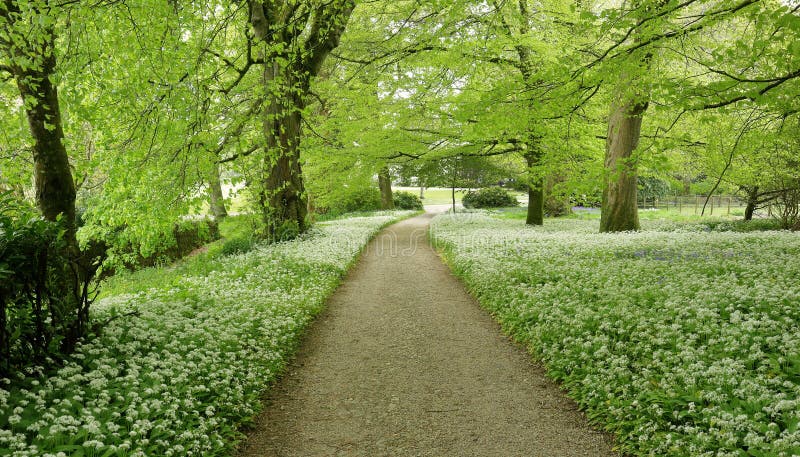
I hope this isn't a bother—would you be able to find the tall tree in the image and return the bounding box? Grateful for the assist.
[378,166,394,209]
[586,0,794,231]
[209,163,229,219]
[1,0,77,245]
[600,71,648,232]
[247,0,355,238]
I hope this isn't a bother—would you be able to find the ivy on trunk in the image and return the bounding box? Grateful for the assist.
[248,0,355,239]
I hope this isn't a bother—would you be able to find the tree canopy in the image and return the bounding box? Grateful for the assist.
[1,0,798,237]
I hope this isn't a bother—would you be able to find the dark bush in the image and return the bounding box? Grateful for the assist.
[638,176,672,201]
[545,195,572,217]
[463,187,519,208]
[392,191,424,210]
[220,236,256,256]
[0,195,96,376]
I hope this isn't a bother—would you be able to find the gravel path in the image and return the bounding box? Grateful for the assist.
[237,212,618,456]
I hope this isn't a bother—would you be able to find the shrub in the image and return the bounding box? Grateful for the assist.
[773,186,800,230]
[545,195,572,217]
[463,187,518,208]
[316,186,382,216]
[220,236,256,256]
[89,218,220,275]
[392,191,424,210]
[637,176,672,201]
[0,195,96,377]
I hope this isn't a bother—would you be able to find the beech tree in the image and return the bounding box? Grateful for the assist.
[587,0,799,231]
[246,0,354,237]
[1,1,77,245]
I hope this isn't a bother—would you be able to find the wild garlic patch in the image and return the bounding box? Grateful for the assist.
[431,212,800,457]
[0,212,410,457]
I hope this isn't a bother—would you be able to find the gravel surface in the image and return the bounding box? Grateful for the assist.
[237,212,618,457]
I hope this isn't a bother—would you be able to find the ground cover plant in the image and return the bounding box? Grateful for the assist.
[0,211,413,456]
[430,211,800,457]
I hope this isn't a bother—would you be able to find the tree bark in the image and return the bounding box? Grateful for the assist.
[524,150,544,225]
[248,0,354,238]
[13,51,77,244]
[600,95,647,232]
[4,7,93,354]
[209,163,228,220]
[378,167,394,210]
[744,186,758,221]
[258,77,308,238]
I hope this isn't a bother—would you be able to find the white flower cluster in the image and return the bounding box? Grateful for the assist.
[431,212,800,457]
[0,212,410,456]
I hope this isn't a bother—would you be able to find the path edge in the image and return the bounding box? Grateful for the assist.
[231,209,423,454]
[428,214,623,455]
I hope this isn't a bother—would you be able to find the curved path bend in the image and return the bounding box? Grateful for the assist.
[238,212,618,457]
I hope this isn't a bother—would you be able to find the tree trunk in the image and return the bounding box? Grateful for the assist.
[600,95,647,233]
[259,88,308,239]
[248,1,353,239]
[209,163,228,220]
[378,167,394,210]
[525,151,544,225]
[6,13,93,355]
[13,52,77,244]
[744,186,758,221]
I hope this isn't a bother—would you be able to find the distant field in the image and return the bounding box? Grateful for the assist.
[396,187,527,206]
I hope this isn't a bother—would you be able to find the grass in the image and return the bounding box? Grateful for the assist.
[98,214,260,298]
[0,211,416,457]
[491,206,780,230]
[395,187,526,206]
[431,212,800,456]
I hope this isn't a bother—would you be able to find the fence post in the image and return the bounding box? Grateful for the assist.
[678,195,682,214]
[727,197,731,215]
[710,195,715,215]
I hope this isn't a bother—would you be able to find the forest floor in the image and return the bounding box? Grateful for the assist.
[236,211,618,457]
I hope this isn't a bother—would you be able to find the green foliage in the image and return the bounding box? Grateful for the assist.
[219,236,255,256]
[637,176,672,201]
[274,220,301,242]
[314,185,382,217]
[82,218,219,275]
[702,219,784,232]
[102,215,256,297]
[570,192,602,208]
[392,191,424,210]
[0,194,93,377]
[463,187,519,209]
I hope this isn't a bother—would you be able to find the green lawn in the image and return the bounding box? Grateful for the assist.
[396,187,527,205]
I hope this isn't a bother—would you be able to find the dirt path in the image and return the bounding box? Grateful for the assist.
[237,212,618,457]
